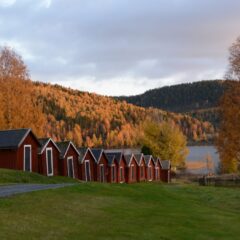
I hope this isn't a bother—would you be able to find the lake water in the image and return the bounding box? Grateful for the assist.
[186,146,220,174]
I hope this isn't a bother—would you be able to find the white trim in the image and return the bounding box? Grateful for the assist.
[46,147,54,176]
[119,166,124,183]
[23,145,32,172]
[148,166,152,181]
[99,164,104,182]
[40,138,61,154]
[64,142,79,159]
[85,160,91,181]
[67,156,75,178]
[79,148,97,163]
[131,164,135,180]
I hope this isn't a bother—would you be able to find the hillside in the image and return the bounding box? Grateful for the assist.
[118,80,231,127]
[0,79,216,147]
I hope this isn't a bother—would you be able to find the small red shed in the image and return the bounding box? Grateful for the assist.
[91,148,108,183]
[78,148,96,182]
[160,160,171,183]
[106,152,127,183]
[154,157,161,181]
[144,155,155,182]
[124,154,138,183]
[0,128,40,173]
[135,153,146,182]
[38,138,60,176]
[105,154,118,183]
[56,141,79,179]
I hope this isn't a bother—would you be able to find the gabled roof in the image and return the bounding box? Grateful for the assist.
[0,128,39,149]
[144,155,155,166]
[56,141,79,159]
[78,147,96,163]
[154,157,161,166]
[38,138,60,154]
[91,148,104,163]
[134,153,144,166]
[124,154,137,167]
[105,152,125,165]
[105,154,117,166]
[160,160,171,170]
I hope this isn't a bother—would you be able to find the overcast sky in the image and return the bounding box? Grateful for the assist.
[0,0,239,96]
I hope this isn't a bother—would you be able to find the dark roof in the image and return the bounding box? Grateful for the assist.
[124,154,134,166]
[161,160,171,170]
[105,154,116,166]
[105,152,123,165]
[0,128,35,149]
[38,138,50,154]
[77,147,96,163]
[134,153,144,165]
[56,141,71,158]
[144,155,155,166]
[91,148,103,162]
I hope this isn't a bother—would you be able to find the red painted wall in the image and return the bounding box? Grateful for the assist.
[60,145,79,179]
[38,141,60,176]
[96,154,108,182]
[107,160,118,183]
[154,161,161,181]
[145,160,155,182]
[117,157,127,183]
[79,150,96,181]
[126,157,138,183]
[160,169,170,183]
[137,158,146,182]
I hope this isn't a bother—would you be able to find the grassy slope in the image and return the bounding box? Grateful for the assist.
[0,168,78,184]
[0,182,239,240]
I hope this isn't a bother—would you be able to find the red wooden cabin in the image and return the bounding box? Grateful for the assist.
[144,155,155,182]
[106,152,127,183]
[0,129,40,173]
[105,154,118,183]
[56,141,79,179]
[124,154,138,183]
[135,153,146,182]
[154,157,161,181]
[78,148,96,182]
[38,138,60,176]
[91,148,108,183]
[160,160,171,183]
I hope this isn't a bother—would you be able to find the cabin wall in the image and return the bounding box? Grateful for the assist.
[0,149,18,170]
[97,155,108,182]
[38,141,60,176]
[17,133,39,173]
[61,145,79,179]
[117,158,126,183]
[137,161,146,182]
[79,151,95,181]
[126,159,138,183]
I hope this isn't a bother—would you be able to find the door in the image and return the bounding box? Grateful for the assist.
[100,164,104,182]
[120,167,124,182]
[111,165,116,182]
[67,157,74,178]
[24,145,31,172]
[46,148,53,176]
[85,160,91,181]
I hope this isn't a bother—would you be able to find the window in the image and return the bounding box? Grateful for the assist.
[112,165,116,182]
[140,165,144,178]
[131,165,135,180]
[149,166,152,180]
[100,164,104,182]
[46,148,53,176]
[85,160,91,181]
[67,157,74,178]
[24,145,31,172]
[120,167,124,182]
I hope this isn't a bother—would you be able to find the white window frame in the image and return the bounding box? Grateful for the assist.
[24,145,32,172]
[120,167,124,183]
[67,156,75,178]
[111,165,116,182]
[149,166,152,181]
[155,167,159,180]
[99,164,104,182]
[85,160,91,181]
[131,164,134,180]
[46,147,54,176]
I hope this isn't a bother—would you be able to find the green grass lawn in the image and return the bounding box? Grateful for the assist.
[0,182,240,240]
[0,168,78,184]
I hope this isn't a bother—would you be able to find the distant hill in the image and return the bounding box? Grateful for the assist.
[118,80,233,127]
[0,79,216,147]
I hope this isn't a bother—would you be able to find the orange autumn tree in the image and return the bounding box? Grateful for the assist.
[217,37,240,173]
